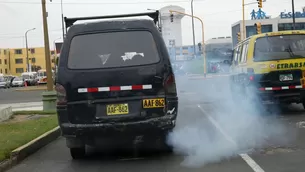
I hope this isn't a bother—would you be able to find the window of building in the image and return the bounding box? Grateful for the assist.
[278,23,305,31]
[0,69,2,73]
[51,50,55,55]
[31,57,36,63]
[15,58,23,64]
[5,69,7,74]
[4,59,7,65]
[16,68,24,73]
[0,59,2,64]
[15,49,22,54]
[3,50,6,55]
[30,48,35,54]
[246,24,273,38]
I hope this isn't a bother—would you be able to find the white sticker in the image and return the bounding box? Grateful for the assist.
[270,64,275,68]
[98,54,111,65]
[121,52,144,61]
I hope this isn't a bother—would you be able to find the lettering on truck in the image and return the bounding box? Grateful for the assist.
[277,62,305,69]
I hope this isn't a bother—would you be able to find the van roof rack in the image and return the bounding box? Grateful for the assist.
[64,11,160,29]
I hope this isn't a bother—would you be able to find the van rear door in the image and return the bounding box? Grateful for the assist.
[58,30,175,124]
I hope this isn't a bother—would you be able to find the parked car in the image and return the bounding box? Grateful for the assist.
[11,77,25,87]
[0,77,11,89]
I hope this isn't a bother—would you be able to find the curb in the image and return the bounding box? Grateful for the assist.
[15,87,47,91]
[0,126,61,172]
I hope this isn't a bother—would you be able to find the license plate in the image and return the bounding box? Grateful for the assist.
[143,98,165,108]
[106,103,129,115]
[279,74,293,81]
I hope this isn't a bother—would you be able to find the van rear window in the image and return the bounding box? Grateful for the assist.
[254,34,305,62]
[67,31,160,69]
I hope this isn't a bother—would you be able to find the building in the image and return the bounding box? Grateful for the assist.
[160,5,185,48]
[0,47,56,76]
[231,7,305,47]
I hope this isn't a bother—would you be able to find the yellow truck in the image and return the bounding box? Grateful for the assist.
[230,30,305,107]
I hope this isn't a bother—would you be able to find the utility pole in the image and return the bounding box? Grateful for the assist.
[292,0,296,30]
[61,0,65,39]
[41,0,57,112]
[42,0,53,91]
[242,0,245,40]
[191,0,196,57]
[25,28,35,72]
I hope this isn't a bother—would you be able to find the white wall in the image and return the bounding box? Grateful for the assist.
[160,5,185,47]
[161,15,183,47]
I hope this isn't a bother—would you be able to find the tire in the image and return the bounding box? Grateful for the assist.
[70,147,86,159]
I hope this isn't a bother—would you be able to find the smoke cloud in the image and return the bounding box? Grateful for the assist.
[168,68,293,168]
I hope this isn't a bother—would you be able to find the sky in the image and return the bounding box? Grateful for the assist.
[0,0,304,48]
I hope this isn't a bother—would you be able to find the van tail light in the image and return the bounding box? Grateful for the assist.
[247,68,255,81]
[55,83,67,105]
[164,74,177,94]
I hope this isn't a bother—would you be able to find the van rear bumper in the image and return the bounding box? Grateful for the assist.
[57,111,177,138]
[257,88,302,103]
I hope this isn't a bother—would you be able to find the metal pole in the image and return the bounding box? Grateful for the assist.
[61,0,65,39]
[242,0,246,40]
[191,0,196,57]
[53,37,61,77]
[25,32,29,72]
[41,0,53,91]
[200,20,206,77]
[169,10,205,76]
[292,0,296,30]
[25,28,35,72]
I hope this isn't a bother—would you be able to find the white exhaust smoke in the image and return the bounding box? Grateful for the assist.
[168,73,294,168]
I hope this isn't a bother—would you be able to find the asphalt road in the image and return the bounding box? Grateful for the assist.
[5,75,305,172]
[0,88,43,104]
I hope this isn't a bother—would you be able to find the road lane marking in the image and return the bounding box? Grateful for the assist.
[197,105,265,172]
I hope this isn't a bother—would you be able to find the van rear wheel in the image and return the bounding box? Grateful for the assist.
[70,147,86,159]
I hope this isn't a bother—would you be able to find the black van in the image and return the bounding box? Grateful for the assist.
[56,11,179,159]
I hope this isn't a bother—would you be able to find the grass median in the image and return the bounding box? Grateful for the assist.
[0,114,58,161]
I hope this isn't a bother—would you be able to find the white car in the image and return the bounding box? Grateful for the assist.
[0,78,10,88]
[11,77,25,87]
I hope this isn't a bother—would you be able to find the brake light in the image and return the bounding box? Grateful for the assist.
[164,74,176,94]
[249,75,254,81]
[247,68,254,81]
[55,83,67,105]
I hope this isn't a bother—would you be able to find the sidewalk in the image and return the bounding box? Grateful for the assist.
[0,102,43,111]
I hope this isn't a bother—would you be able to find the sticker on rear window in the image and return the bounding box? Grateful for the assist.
[121,52,144,61]
[98,54,111,65]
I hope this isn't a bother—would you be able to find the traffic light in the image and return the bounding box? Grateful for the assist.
[198,43,202,52]
[257,0,263,8]
[255,22,262,34]
[170,13,174,22]
[237,32,241,42]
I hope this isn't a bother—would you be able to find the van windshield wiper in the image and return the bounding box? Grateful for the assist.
[285,45,305,58]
